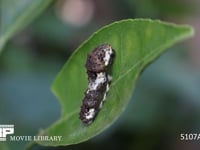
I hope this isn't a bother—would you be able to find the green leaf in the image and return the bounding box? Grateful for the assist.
[0,0,52,53]
[38,19,194,146]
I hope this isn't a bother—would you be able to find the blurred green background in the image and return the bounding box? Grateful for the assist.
[0,0,200,149]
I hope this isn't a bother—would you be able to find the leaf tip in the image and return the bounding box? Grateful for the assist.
[187,25,195,37]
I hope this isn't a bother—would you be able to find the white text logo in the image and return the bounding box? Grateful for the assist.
[0,125,14,141]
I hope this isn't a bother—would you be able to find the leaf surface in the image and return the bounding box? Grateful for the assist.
[38,19,194,146]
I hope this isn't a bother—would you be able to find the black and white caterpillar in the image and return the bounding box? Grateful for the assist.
[79,44,115,125]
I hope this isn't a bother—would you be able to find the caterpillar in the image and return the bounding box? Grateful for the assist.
[79,44,115,125]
